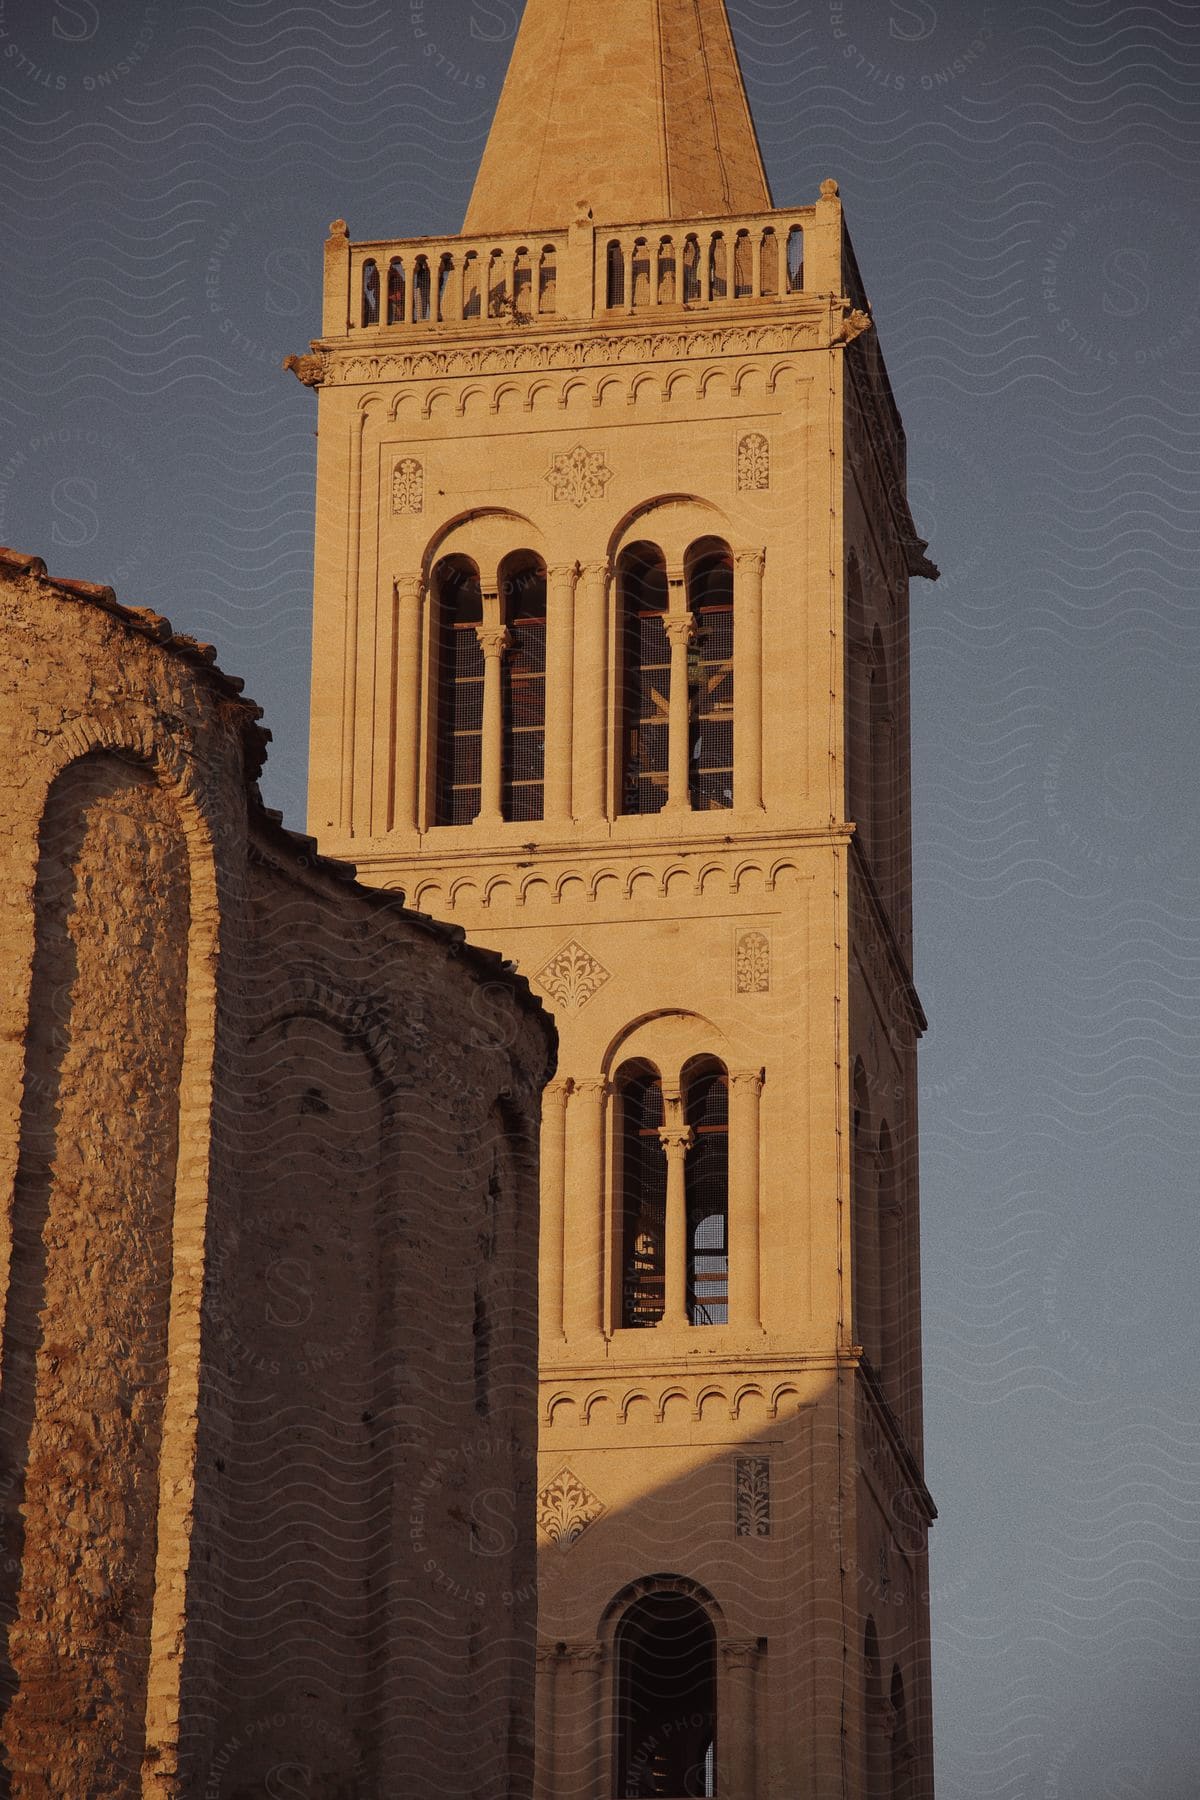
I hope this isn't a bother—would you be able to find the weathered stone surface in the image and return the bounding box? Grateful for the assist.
[0,558,554,1797]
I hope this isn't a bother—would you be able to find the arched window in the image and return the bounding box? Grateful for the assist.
[632,238,651,307]
[870,627,893,893]
[607,240,625,309]
[877,1121,902,1399]
[760,228,779,297]
[437,253,454,321]
[890,1666,913,1799]
[487,249,506,317]
[864,1620,888,1799]
[387,257,406,324]
[684,1059,728,1325]
[361,258,379,326]
[657,237,676,304]
[513,246,533,318]
[786,226,805,293]
[463,252,481,320]
[709,233,727,300]
[615,1591,717,1797]
[686,540,734,811]
[851,1058,876,1357]
[682,235,701,303]
[413,256,431,322]
[847,550,871,833]
[500,552,547,822]
[538,245,557,314]
[733,231,753,298]
[432,557,484,826]
[618,543,670,816]
[618,1064,666,1329]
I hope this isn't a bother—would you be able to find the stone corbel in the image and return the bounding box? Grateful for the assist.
[902,537,941,581]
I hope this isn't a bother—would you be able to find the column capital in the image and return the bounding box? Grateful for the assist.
[657,1124,695,1157]
[544,1077,574,1106]
[662,612,696,649]
[572,1076,609,1104]
[729,1068,765,1095]
[577,558,610,585]
[556,1640,606,1671]
[394,572,424,602]
[720,1635,766,1668]
[734,546,766,576]
[475,624,512,659]
[546,560,580,587]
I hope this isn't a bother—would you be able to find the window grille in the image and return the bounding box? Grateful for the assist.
[502,562,546,822]
[687,550,734,811]
[433,564,483,825]
[619,1072,666,1329]
[607,240,625,309]
[387,257,405,324]
[413,256,431,322]
[683,236,701,303]
[685,1067,729,1325]
[361,259,379,326]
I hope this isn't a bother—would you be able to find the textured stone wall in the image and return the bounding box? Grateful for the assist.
[0,558,552,1798]
[0,758,189,1794]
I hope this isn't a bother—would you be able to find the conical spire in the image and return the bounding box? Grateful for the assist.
[464,0,772,235]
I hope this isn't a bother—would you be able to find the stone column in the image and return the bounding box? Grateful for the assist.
[557,1643,606,1800]
[545,562,578,823]
[718,1637,763,1800]
[657,1104,694,1331]
[751,231,763,299]
[623,238,635,314]
[475,617,511,826]
[392,573,424,833]
[575,561,610,825]
[540,1079,571,1344]
[662,607,696,815]
[734,549,765,812]
[534,1643,561,1800]
[728,1070,763,1330]
[563,1078,607,1340]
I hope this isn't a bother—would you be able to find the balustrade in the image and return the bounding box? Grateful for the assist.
[329,198,838,335]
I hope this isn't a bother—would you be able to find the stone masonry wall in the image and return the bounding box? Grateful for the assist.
[0,552,553,1799]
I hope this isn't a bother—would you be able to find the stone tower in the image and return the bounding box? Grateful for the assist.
[302,1,939,1793]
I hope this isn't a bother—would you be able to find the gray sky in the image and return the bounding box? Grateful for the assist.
[2,1,1198,1792]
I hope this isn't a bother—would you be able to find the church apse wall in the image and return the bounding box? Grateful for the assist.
[0,547,555,1798]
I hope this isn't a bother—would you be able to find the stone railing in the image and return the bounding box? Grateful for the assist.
[323,183,847,336]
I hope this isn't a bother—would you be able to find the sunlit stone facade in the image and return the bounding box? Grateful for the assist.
[302,1,939,1793]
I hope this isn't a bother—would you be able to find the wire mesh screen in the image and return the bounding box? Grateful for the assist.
[689,603,734,811]
[621,1076,666,1329]
[622,611,670,816]
[686,1069,729,1326]
[502,614,546,821]
[435,621,484,824]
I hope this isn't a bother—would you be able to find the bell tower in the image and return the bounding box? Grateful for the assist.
[302,1,939,1794]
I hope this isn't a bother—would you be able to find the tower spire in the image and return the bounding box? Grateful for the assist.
[464,0,772,234]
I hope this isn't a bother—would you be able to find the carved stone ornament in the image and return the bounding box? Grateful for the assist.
[836,308,873,347]
[535,940,611,1009]
[734,1455,771,1537]
[537,1467,606,1548]
[737,431,770,492]
[392,456,424,515]
[281,349,327,388]
[547,444,614,508]
[735,929,770,994]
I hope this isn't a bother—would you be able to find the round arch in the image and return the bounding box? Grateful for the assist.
[603,1009,730,1090]
[608,494,732,568]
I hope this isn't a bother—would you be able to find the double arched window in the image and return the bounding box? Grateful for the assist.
[616,1058,729,1330]
[617,536,735,816]
[430,551,548,826]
